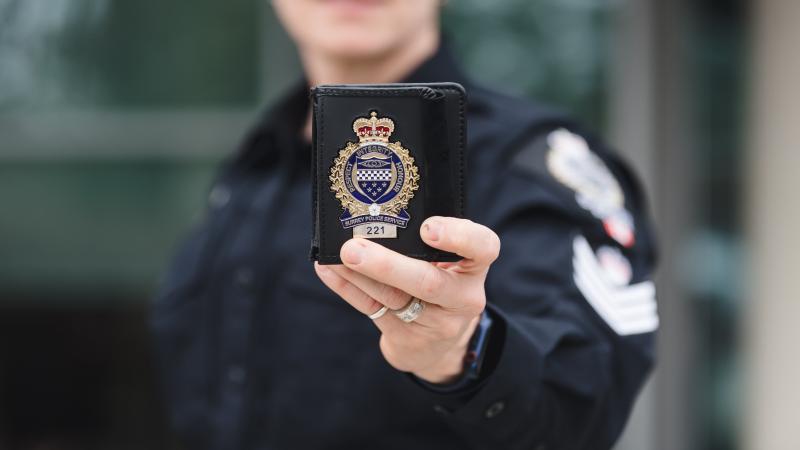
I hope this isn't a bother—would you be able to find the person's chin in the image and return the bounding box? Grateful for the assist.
[316,0,390,18]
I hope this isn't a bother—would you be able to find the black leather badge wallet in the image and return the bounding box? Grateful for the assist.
[311,83,466,265]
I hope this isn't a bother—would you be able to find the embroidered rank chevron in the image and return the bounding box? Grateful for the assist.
[572,235,659,335]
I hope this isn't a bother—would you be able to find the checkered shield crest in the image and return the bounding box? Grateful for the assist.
[356,155,392,202]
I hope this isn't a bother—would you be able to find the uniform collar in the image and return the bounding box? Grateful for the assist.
[402,42,471,86]
[231,42,471,172]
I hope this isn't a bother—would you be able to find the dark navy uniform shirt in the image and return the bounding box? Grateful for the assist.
[151,46,658,450]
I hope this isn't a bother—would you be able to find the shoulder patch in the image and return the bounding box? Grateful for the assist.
[546,129,635,247]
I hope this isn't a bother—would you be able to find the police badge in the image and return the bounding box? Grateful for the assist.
[311,83,465,264]
[329,111,420,239]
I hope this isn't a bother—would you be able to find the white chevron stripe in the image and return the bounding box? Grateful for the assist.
[573,254,657,318]
[572,235,659,335]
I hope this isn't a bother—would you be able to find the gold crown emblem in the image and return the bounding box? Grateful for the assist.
[352,111,395,143]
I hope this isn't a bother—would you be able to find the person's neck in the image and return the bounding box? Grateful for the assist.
[299,29,439,140]
[301,30,439,87]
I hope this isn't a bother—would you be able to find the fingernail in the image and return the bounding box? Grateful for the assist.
[341,240,364,265]
[423,220,440,242]
[315,263,329,276]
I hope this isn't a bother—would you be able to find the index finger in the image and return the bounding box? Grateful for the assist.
[340,238,459,308]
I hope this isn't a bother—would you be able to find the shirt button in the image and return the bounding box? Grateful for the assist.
[484,401,505,419]
[208,185,231,208]
[235,267,254,288]
[432,404,449,415]
[227,366,247,384]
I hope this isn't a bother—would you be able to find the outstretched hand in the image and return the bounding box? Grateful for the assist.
[314,216,500,383]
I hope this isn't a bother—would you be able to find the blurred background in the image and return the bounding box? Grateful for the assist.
[0,0,797,449]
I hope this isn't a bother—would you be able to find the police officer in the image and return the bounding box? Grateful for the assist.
[151,1,658,449]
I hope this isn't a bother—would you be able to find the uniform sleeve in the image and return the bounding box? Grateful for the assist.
[420,127,658,450]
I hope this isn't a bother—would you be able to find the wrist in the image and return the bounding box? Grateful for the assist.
[413,315,481,384]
